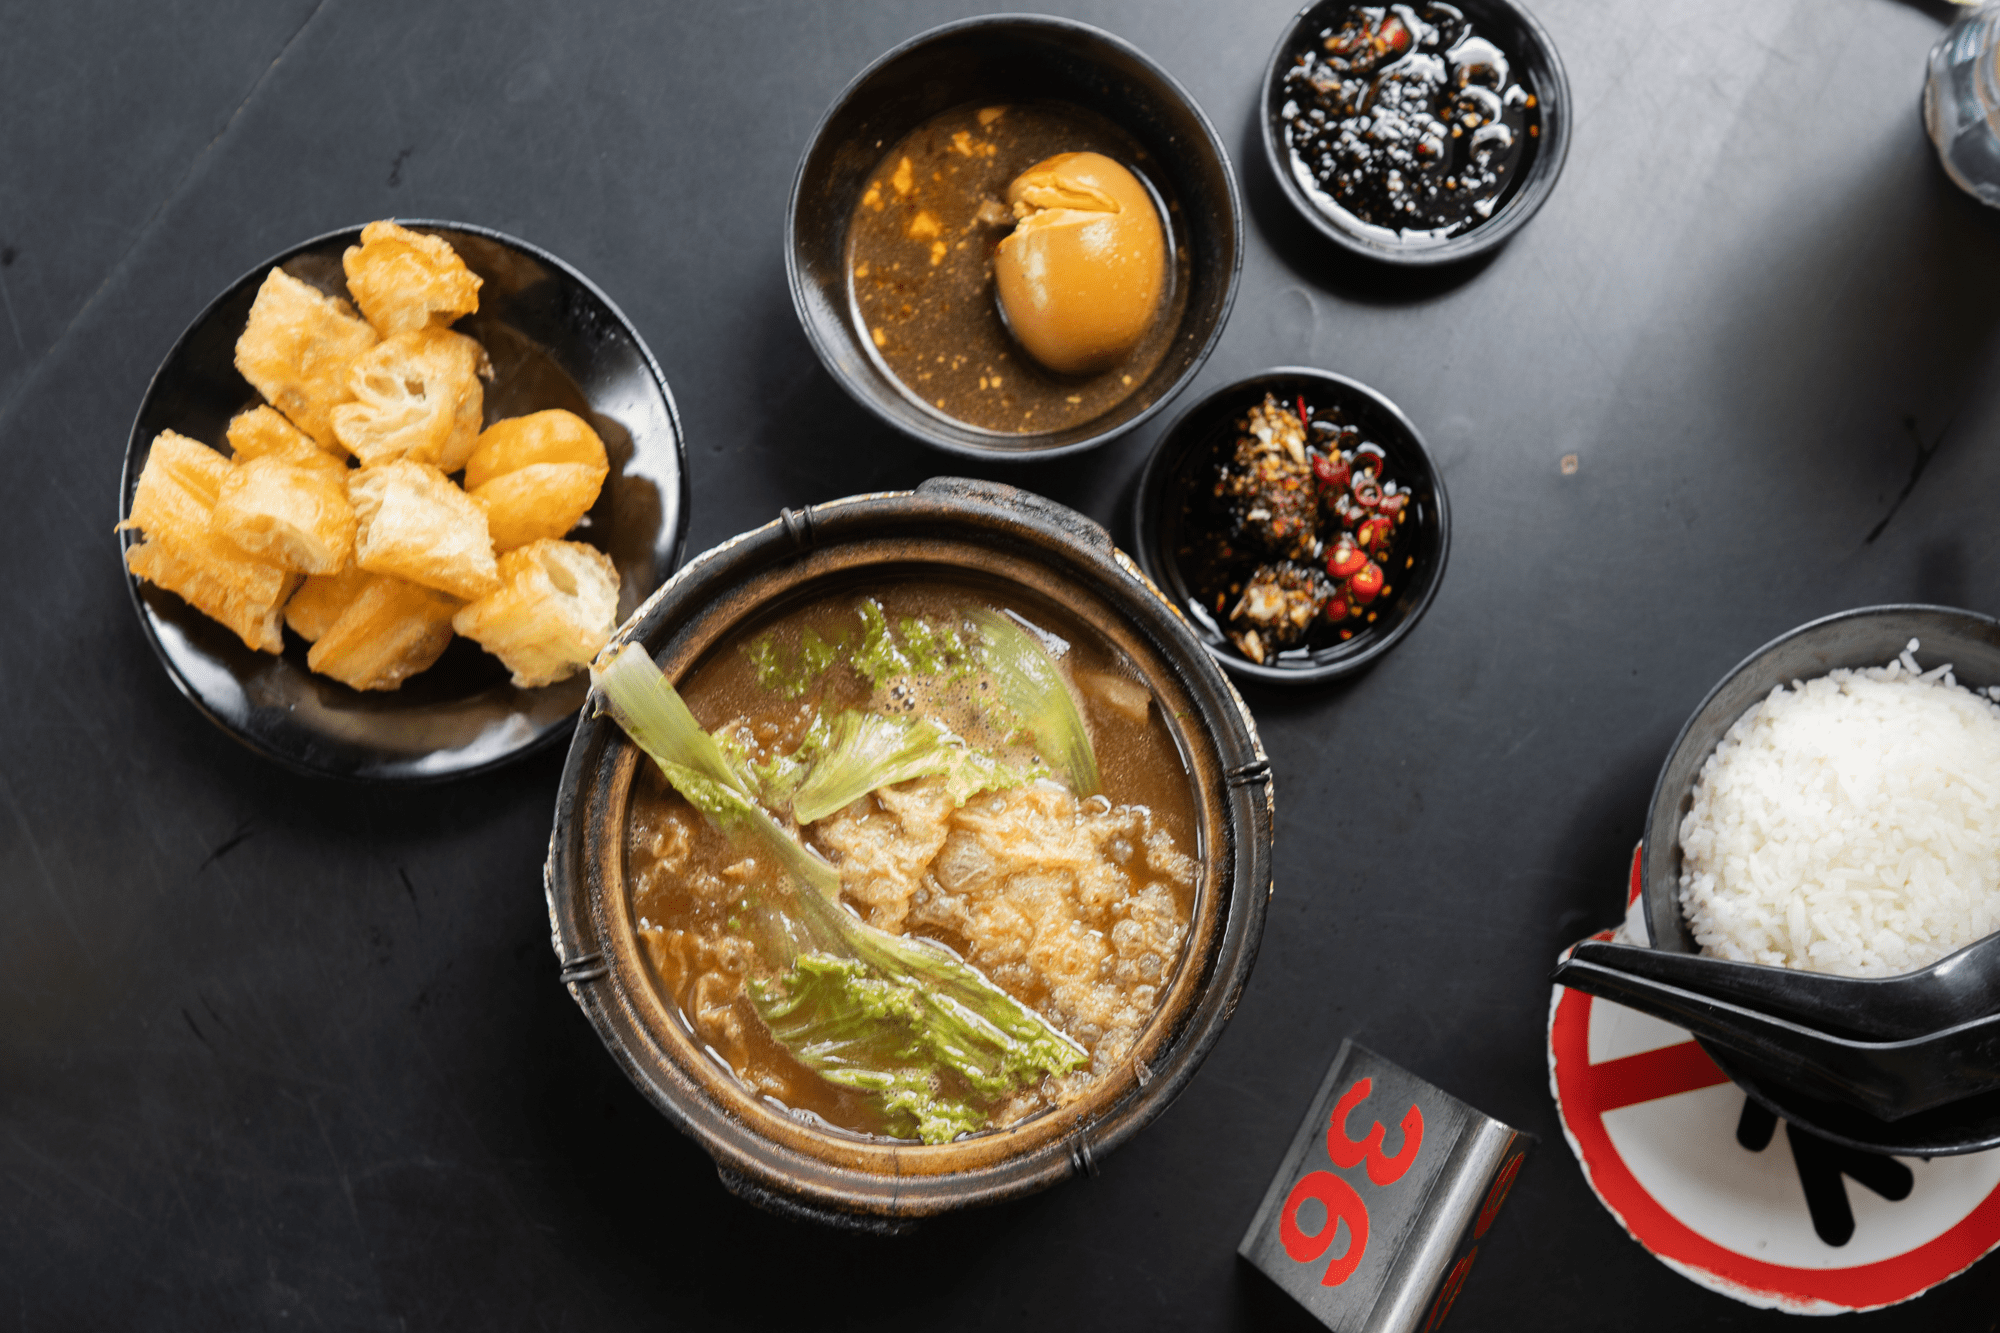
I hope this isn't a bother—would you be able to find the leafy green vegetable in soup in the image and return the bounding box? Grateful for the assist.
[606,591,1197,1144]
[970,607,1102,797]
[791,710,1023,825]
[852,600,912,687]
[745,626,845,699]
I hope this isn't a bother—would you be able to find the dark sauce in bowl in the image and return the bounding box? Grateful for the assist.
[1178,394,1419,666]
[1277,2,1540,246]
[1135,370,1449,683]
[846,101,1188,436]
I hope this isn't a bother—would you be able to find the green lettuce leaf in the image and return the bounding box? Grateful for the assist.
[747,955,987,1144]
[852,599,911,687]
[745,626,845,699]
[747,710,833,812]
[897,615,977,682]
[593,644,750,796]
[790,710,1022,825]
[969,608,1102,797]
[851,602,980,689]
[651,758,844,904]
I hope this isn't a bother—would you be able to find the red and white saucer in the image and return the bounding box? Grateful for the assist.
[1547,850,2000,1313]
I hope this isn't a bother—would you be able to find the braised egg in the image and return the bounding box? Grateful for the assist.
[993,152,1166,376]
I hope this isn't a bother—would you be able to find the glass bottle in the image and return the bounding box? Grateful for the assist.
[1925,2,2000,207]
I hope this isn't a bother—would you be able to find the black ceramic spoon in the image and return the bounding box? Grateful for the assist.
[1551,941,2000,1122]
[1563,936,2000,1041]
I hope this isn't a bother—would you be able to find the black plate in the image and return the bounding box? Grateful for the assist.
[1132,367,1450,685]
[1641,605,2000,1154]
[787,14,1242,460]
[117,221,688,782]
[1259,0,1572,266]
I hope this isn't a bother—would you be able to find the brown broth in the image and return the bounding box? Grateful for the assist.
[624,579,1199,1141]
[845,101,1189,435]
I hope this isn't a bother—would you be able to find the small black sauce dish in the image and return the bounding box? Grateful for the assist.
[787,14,1242,461]
[1132,367,1449,685]
[118,221,689,783]
[1638,605,2000,1156]
[1260,0,1571,267]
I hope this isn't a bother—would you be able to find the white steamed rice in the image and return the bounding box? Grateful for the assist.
[1678,639,2000,977]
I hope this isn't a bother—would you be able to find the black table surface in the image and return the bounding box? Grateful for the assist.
[5,0,1998,1327]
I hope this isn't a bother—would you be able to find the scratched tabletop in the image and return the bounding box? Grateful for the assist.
[4,1,1997,1328]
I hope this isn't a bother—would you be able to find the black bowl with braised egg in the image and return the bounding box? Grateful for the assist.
[118,221,688,781]
[787,14,1242,460]
[1260,0,1571,265]
[547,478,1274,1226]
[1133,368,1449,684]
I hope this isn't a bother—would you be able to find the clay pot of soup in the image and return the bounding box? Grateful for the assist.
[546,478,1273,1227]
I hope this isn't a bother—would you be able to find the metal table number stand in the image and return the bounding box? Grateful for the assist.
[1240,1041,1533,1332]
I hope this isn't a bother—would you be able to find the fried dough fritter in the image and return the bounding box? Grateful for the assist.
[451,539,619,688]
[126,542,297,655]
[459,408,610,552]
[212,452,355,575]
[349,459,500,601]
[226,404,336,464]
[462,409,608,490]
[341,220,482,338]
[142,223,626,697]
[473,462,607,553]
[121,430,298,653]
[233,268,379,451]
[283,565,372,643]
[329,328,487,471]
[305,573,461,691]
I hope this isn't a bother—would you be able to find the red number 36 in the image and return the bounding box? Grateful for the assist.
[1279,1077,1425,1288]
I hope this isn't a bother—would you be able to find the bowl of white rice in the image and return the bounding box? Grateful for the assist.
[1639,604,2000,1153]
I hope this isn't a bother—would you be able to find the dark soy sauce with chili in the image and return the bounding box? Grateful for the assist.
[1277,2,1539,243]
[1174,393,1415,666]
